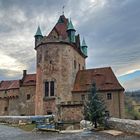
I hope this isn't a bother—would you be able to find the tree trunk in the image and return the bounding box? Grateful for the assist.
[94,118,97,128]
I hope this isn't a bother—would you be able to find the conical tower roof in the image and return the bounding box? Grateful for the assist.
[34,26,43,36]
[67,19,75,31]
[82,38,87,47]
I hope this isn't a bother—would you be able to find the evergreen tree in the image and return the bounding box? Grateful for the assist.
[84,81,106,128]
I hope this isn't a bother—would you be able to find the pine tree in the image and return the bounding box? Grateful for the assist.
[84,81,106,128]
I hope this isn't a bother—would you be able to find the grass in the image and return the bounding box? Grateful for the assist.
[18,124,36,131]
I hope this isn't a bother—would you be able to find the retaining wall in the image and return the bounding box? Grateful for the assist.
[108,117,140,135]
[0,115,53,124]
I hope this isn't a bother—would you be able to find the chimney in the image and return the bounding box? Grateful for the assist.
[23,70,27,77]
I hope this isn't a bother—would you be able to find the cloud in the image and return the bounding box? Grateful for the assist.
[75,0,140,77]
[0,0,140,90]
[0,52,25,71]
[121,77,140,91]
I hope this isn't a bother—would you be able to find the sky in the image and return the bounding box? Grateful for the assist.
[0,0,140,91]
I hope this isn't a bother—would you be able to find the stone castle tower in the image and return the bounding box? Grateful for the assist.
[34,15,88,116]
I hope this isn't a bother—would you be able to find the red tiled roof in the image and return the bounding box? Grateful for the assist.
[72,67,124,92]
[48,15,68,39]
[22,74,36,86]
[0,80,20,91]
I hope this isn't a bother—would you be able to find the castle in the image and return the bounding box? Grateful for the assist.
[0,15,125,121]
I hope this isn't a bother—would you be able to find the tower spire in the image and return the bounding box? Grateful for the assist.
[62,5,65,15]
[82,38,87,46]
[34,26,43,47]
[67,19,75,31]
[81,38,88,57]
[67,19,76,43]
[34,26,43,37]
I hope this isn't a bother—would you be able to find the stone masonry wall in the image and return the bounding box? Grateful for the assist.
[8,98,19,115]
[60,104,84,122]
[0,98,8,115]
[99,91,125,118]
[43,99,56,114]
[8,89,20,115]
[72,91,125,119]
[35,42,85,115]
[108,117,140,135]
[19,86,35,115]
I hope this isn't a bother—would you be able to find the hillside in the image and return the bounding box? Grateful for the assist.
[125,91,140,120]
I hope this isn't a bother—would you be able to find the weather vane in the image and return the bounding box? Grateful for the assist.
[62,5,65,15]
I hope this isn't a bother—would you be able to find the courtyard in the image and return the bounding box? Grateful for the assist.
[0,124,140,140]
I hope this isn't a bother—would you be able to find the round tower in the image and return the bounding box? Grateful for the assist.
[35,15,87,117]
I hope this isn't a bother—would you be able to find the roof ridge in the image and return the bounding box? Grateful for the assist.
[79,67,111,72]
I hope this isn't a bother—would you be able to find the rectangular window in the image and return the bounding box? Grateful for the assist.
[50,81,54,96]
[107,93,112,100]
[4,107,8,111]
[81,95,85,100]
[45,81,49,97]
[27,94,30,100]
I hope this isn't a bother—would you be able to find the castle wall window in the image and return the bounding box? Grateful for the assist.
[107,93,112,100]
[27,94,31,100]
[45,81,49,97]
[50,81,54,96]
[45,81,55,97]
[81,95,85,100]
[4,107,8,111]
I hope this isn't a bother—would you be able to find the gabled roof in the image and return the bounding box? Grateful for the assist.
[22,74,36,86]
[0,80,20,91]
[48,15,68,39]
[72,67,124,92]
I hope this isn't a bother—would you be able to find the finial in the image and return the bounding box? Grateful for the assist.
[62,5,65,15]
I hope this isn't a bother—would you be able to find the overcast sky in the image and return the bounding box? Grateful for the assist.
[0,0,140,91]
